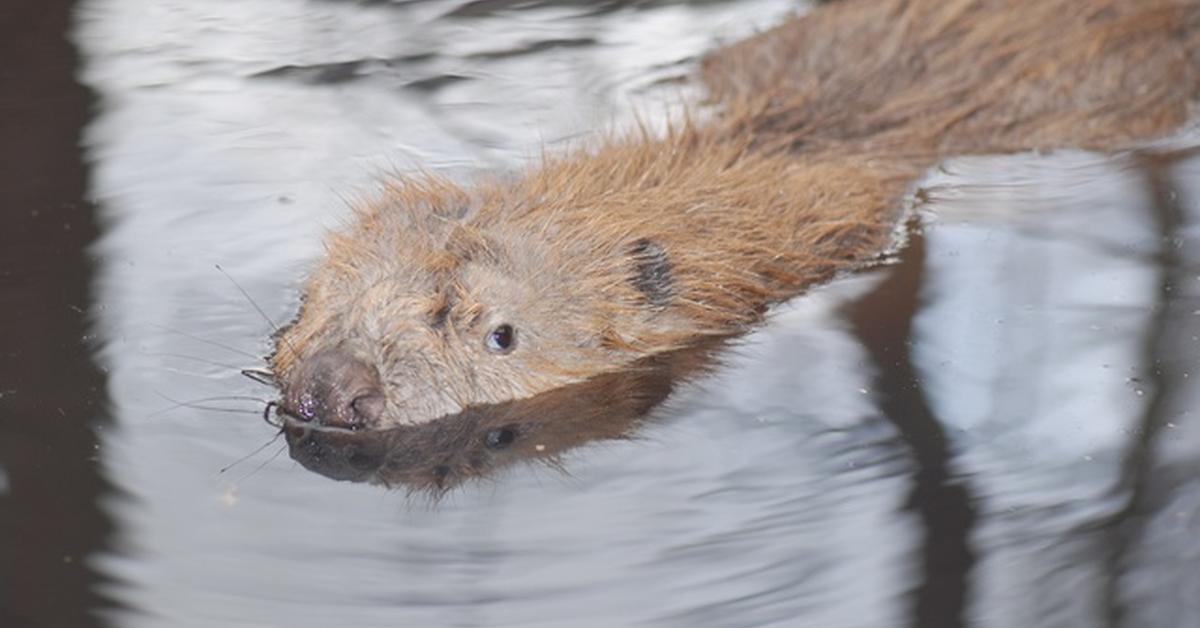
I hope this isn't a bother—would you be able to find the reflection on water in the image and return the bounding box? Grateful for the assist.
[281,337,726,490]
[0,0,1182,625]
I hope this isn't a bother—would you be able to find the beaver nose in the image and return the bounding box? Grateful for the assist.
[285,348,385,429]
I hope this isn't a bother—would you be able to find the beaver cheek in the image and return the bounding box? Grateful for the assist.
[281,347,386,429]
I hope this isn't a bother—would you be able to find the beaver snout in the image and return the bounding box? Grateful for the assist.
[280,348,386,429]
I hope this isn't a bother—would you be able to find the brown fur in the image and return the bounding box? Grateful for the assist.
[273,0,1200,427]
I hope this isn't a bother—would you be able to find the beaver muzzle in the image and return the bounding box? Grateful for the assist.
[280,347,386,430]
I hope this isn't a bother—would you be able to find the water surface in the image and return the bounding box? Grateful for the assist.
[1,1,1198,627]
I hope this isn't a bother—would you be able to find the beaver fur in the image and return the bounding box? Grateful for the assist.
[271,0,1200,429]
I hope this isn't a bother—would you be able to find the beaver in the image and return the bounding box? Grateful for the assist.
[269,0,1200,432]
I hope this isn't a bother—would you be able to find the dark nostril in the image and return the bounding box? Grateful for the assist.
[350,393,386,425]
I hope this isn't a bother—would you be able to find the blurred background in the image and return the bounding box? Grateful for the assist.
[1,1,1198,626]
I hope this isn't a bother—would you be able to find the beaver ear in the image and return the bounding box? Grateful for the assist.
[444,224,499,265]
[626,238,674,308]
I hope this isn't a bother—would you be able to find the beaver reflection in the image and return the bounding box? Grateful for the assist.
[280,340,723,491]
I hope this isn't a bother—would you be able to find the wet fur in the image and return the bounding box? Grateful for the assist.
[274,0,1200,427]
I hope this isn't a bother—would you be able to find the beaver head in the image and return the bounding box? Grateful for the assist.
[269,166,693,429]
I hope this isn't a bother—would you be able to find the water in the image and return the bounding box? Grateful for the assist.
[2,0,1199,626]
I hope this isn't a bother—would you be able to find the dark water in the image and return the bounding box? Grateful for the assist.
[2,0,1199,626]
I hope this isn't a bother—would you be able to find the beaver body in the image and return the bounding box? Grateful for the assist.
[272,0,1200,429]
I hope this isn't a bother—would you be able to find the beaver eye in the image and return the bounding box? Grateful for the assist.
[485,324,516,354]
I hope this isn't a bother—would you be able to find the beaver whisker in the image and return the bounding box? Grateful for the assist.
[215,263,301,364]
[261,401,282,427]
[219,429,284,474]
[151,322,262,361]
[148,392,272,419]
[144,352,246,372]
[231,442,289,485]
[161,405,262,417]
[190,394,273,404]
[241,367,277,387]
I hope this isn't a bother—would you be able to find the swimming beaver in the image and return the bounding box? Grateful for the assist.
[270,0,1200,430]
